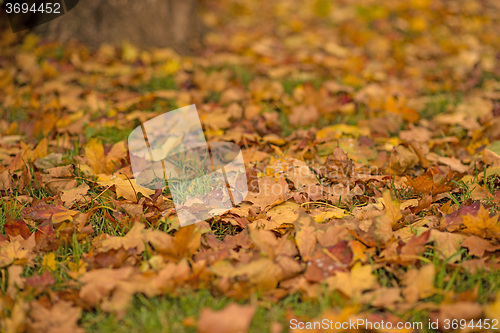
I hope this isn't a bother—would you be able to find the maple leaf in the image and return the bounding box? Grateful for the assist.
[402,264,436,304]
[97,174,155,202]
[429,229,465,262]
[99,222,148,253]
[5,266,24,299]
[406,168,453,195]
[436,302,482,323]
[293,210,318,261]
[327,263,377,298]
[21,205,78,224]
[485,291,500,323]
[265,201,301,231]
[84,139,127,175]
[198,303,256,333]
[360,287,402,310]
[40,165,78,194]
[461,235,500,257]
[390,144,419,175]
[211,258,283,292]
[461,204,500,239]
[382,190,402,228]
[61,182,90,208]
[312,208,348,222]
[4,215,31,239]
[244,176,290,210]
[79,267,135,306]
[28,300,84,333]
[0,235,36,268]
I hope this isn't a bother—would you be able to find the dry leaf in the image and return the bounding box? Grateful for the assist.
[198,303,256,333]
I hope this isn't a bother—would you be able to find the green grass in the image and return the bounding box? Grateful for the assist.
[281,77,323,95]
[142,75,178,92]
[85,125,133,144]
[81,289,341,333]
[79,257,500,333]
[2,107,30,123]
[420,93,463,120]
[231,65,254,88]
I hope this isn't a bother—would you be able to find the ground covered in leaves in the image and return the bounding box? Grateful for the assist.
[1,0,500,332]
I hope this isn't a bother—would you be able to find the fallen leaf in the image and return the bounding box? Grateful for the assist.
[293,211,317,261]
[461,204,500,239]
[28,300,84,333]
[461,235,500,257]
[198,303,256,333]
[61,183,90,208]
[327,263,377,298]
[402,264,436,304]
[97,175,154,202]
[21,205,78,224]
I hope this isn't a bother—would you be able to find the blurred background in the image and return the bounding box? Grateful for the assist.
[0,0,499,147]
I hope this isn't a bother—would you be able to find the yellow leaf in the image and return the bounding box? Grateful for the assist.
[85,138,105,174]
[313,207,348,223]
[105,141,127,173]
[327,263,377,298]
[295,225,316,261]
[97,176,155,202]
[485,291,500,323]
[462,205,500,239]
[42,252,57,272]
[382,190,402,227]
[402,264,435,304]
[31,138,48,160]
[266,201,301,230]
[85,139,127,175]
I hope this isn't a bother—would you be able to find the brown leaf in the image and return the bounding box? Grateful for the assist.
[435,302,482,323]
[390,145,419,175]
[382,190,402,228]
[360,287,402,310]
[402,264,436,304]
[461,235,500,257]
[21,205,78,224]
[0,235,36,268]
[429,229,465,261]
[289,105,319,126]
[327,263,377,298]
[265,201,301,231]
[286,158,319,189]
[25,272,55,290]
[198,303,256,333]
[61,183,90,208]
[79,267,135,306]
[47,165,74,178]
[4,215,31,239]
[293,210,317,261]
[28,300,84,333]
[244,176,289,210]
[99,222,148,253]
[41,165,77,194]
[406,172,452,195]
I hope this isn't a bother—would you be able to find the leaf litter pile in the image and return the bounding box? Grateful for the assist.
[1,0,500,331]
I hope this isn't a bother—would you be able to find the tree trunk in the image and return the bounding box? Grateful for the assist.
[32,0,203,54]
